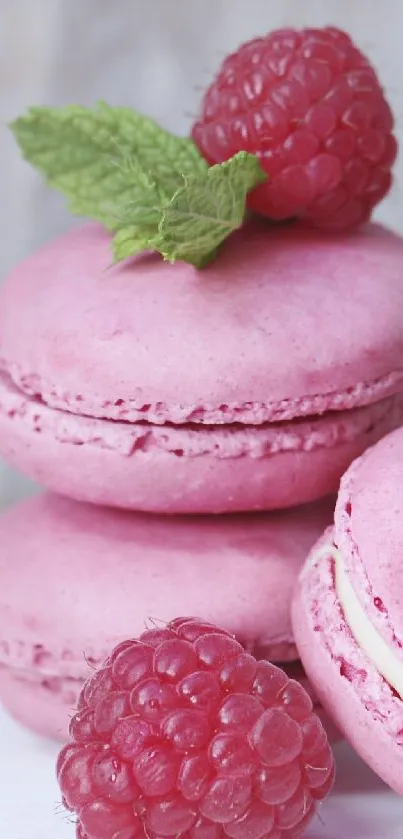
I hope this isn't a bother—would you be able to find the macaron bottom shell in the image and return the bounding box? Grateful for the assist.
[0,369,402,511]
[0,664,80,741]
[0,657,341,745]
[292,532,403,796]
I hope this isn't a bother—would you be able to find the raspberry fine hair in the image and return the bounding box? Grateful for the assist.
[192,27,397,229]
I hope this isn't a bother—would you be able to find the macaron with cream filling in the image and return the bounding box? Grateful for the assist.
[292,426,403,794]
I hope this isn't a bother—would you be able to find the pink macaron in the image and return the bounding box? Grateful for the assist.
[0,492,332,741]
[292,426,403,795]
[0,221,403,513]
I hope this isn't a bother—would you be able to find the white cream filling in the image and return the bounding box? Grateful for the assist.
[306,544,403,699]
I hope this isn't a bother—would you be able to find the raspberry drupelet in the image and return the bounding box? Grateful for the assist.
[192,27,397,229]
[57,618,334,839]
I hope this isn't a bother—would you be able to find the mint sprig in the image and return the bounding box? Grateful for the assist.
[11,103,267,268]
[146,153,266,268]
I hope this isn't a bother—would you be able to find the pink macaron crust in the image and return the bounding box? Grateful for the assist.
[0,492,332,740]
[1,221,403,512]
[292,427,403,795]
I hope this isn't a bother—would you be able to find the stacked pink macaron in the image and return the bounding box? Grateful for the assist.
[1,221,403,514]
[293,426,403,796]
[2,23,403,839]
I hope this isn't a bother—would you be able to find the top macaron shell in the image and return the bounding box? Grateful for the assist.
[1,221,403,423]
[292,427,403,793]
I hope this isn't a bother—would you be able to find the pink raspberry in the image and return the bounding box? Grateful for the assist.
[57,618,334,839]
[192,27,397,229]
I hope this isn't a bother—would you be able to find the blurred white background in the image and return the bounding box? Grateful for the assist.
[1,0,402,507]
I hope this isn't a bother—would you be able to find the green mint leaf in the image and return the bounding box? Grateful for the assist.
[10,102,207,226]
[152,152,266,268]
[111,227,153,263]
[110,151,265,267]
[106,156,165,263]
[11,104,267,268]
[105,156,164,227]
